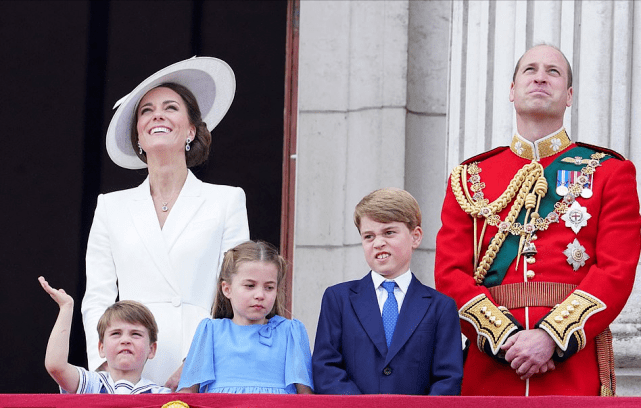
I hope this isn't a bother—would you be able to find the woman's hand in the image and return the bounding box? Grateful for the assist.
[165,363,184,392]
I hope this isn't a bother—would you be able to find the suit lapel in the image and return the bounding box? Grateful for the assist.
[161,170,205,251]
[385,275,432,365]
[128,177,180,293]
[350,274,388,357]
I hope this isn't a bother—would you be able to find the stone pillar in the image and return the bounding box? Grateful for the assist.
[295,0,640,395]
[295,0,410,343]
[446,0,641,396]
[405,0,453,287]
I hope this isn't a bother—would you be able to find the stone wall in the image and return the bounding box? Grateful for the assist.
[294,0,641,395]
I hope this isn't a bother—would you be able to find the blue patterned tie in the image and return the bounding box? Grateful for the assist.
[381,281,398,347]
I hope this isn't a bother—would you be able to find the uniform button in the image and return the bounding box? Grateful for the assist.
[171,297,182,307]
[383,367,392,376]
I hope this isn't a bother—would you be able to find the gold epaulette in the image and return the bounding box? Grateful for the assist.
[459,294,519,355]
[537,290,606,351]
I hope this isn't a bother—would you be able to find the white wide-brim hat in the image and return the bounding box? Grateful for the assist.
[106,56,235,169]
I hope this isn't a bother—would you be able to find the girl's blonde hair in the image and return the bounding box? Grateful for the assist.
[212,240,287,319]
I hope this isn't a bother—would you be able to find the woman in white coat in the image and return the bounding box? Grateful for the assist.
[81,58,249,390]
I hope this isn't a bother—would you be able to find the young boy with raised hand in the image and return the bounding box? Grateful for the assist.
[39,276,170,394]
[312,188,463,395]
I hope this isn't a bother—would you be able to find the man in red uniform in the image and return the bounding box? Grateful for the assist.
[435,44,641,396]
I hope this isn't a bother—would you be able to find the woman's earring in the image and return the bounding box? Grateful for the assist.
[185,138,192,152]
[138,142,143,155]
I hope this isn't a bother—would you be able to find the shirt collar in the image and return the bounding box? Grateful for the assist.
[99,371,156,394]
[371,269,412,294]
[510,127,572,160]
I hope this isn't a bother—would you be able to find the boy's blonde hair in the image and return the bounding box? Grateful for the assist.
[212,240,288,319]
[97,300,158,344]
[354,188,422,232]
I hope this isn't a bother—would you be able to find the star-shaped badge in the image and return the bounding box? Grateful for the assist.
[563,239,590,271]
[561,201,591,234]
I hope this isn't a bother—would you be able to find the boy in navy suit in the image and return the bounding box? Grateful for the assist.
[312,188,463,395]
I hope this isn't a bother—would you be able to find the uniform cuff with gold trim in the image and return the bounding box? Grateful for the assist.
[535,290,606,360]
[459,294,522,357]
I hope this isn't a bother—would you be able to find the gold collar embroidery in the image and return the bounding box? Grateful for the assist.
[510,129,572,160]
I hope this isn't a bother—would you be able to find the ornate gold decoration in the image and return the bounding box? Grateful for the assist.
[459,294,519,355]
[450,149,607,284]
[511,129,572,160]
[538,290,606,351]
[162,401,190,408]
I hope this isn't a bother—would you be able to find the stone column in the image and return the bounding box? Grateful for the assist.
[446,0,641,396]
[295,0,640,395]
[295,0,410,343]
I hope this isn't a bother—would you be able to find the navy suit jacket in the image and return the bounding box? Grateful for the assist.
[312,273,463,395]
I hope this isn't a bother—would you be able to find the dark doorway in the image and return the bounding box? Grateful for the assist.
[0,0,286,393]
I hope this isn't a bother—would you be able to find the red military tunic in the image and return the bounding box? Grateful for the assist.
[435,129,641,396]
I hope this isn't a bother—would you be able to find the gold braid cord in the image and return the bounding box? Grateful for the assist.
[459,294,519,355]
[596,328,616,396]
[537,290,606,352]
[451,161,545,284]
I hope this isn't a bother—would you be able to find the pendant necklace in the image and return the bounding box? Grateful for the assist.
[157,188,179,212]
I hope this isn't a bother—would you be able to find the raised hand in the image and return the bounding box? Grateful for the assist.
[39,276,74,309]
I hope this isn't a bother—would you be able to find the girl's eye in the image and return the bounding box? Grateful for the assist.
[166,105,178,111]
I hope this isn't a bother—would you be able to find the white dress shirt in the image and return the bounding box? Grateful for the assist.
[371,269,412,314]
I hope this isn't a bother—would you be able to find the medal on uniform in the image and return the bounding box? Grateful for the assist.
[563,239,590,271]
[556,170,570,196]
[557,169,594,198]
[576,173,593,198]
[561,201,591,233]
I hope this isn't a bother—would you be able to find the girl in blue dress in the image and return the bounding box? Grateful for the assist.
[177,241,314,394]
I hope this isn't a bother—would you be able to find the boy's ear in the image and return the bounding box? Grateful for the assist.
[411,226,423,249]
[147,342,157,360]
[98,341,105,359]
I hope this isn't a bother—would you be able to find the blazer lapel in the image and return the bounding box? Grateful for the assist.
[161,170,205,252]
[385,275,432,365]
[128,177,181,293]
[350,274,388,357]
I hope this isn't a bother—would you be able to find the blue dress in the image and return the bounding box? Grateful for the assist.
[178,315,313,393]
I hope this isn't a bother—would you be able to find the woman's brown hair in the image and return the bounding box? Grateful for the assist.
[130,82,213,167]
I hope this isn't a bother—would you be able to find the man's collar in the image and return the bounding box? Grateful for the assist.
[510,128,572,160]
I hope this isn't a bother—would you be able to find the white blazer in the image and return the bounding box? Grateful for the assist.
[81,170,250,385]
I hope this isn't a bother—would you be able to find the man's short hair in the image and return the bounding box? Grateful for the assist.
[97,300,158,344]
[354,188,422,232]
[512,43,573,88]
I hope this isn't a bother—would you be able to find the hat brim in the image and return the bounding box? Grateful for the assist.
[106,57,236,169]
